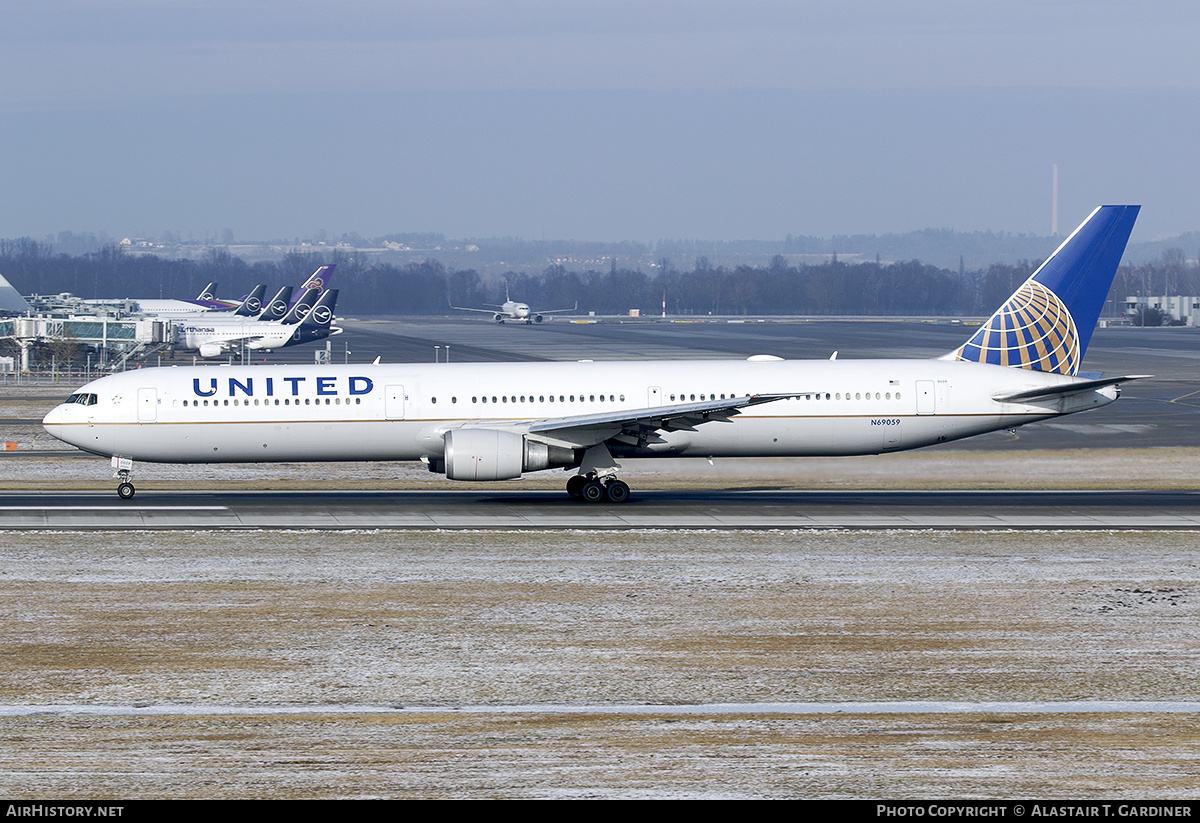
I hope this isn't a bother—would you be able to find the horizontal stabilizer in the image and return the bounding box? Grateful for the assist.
[992,374,1152,404]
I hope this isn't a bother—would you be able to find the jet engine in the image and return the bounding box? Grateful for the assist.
[442,428,579,481]
[198,342,226,359]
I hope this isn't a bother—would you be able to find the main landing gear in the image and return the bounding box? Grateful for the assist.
[565,443,629,503]
[566,473,631,504]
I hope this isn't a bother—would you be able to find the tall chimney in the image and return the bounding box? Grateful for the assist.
[1051,164,1059,236]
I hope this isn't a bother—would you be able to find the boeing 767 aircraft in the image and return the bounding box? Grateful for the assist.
[44,206,1145,502]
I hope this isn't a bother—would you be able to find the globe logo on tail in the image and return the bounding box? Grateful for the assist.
[955,281,1080,375]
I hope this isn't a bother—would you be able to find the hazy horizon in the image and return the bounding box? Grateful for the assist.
[3,1,1197,245]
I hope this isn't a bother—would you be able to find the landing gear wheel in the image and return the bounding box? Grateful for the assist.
[566,475,585,500]
[581,479,607,503]
[117,481,136,500]
[604,479,630,503]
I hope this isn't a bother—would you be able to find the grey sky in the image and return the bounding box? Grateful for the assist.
[2,1,1198,243]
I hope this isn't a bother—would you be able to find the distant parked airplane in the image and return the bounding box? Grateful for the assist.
[171,288,341,360]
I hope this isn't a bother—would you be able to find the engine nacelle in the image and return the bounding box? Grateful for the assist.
[533,314,544,323]
[198,342,226,359]
[443,428,579,481]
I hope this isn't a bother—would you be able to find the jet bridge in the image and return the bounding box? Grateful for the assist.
[0,315,168,371]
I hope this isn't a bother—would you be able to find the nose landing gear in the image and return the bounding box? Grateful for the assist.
[112,456,135,500]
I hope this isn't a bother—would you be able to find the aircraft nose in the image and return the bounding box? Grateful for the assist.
[42,405,64,429]
[42,404,75,446]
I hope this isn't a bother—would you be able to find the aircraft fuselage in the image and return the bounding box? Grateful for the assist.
[42,358,1115,465]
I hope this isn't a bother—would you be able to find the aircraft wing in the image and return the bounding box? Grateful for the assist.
[533,302,578,315]
[459,392,801,449]
[448,303,502,314]
[201,333,272,349]
[991,374,1152,404]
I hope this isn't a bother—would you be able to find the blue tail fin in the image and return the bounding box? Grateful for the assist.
[258,286,294,322]
[949,205,1139,375]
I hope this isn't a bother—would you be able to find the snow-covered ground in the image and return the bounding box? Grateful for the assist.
[0,528,1196,798]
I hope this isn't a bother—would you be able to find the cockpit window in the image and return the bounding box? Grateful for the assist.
[64,393,98,406]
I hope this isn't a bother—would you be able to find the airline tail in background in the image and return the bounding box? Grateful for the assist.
[232,284,267,317]
[948,205,1139,375]
[258,286,294,322]
[288,288,341,347]
[280,288,321,324]
[301,264,334,293]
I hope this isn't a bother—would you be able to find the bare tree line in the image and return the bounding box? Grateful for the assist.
[3,239,1198,321]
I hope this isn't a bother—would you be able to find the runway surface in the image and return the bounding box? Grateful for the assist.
[4,488,1200,529]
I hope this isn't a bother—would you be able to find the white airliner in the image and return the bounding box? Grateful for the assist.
[451,286,576,324]
[84,281,238,316]
[44,206,1146,502]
